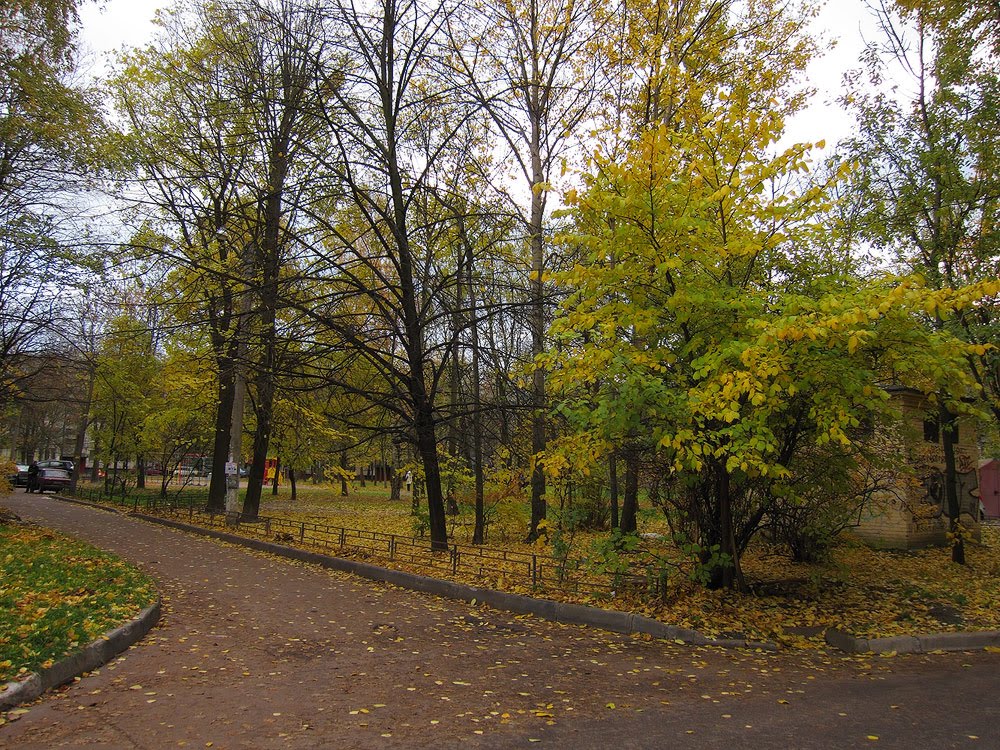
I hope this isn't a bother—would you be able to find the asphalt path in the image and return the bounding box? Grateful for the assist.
[2,491,998,749]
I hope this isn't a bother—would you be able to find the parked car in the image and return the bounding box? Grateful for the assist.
[7,464,30,487]
[34,466,71,493]
[38,459,74,475]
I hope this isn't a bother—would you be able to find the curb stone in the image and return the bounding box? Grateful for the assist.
[825,627,1000,655]
[0,600,161,711]
[46,496,1000,655]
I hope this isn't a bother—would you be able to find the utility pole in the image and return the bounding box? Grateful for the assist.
[225,369,245,515]
[225,284,253,516]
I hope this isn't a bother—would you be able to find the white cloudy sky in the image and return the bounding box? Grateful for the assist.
[77,0,882,149]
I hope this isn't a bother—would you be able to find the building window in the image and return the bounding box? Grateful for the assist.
[923,419,939,443]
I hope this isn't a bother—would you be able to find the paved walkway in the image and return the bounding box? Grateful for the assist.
[2,491,998,749]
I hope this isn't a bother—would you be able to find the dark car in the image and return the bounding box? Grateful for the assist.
[7,464,30,487]
[35,466,71,493]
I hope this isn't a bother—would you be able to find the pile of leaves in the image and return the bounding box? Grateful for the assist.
[0,509,158,683]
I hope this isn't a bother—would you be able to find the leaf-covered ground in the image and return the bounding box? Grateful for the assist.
[0,510,158,683]
[652,527,1000,646]
[249,485,1000,648]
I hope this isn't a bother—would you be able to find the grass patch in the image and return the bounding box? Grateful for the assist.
[0,510,157,683]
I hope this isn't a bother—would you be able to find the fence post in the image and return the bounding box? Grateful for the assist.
[390,535,396,560]
[532,554,538,589]
[339,527,346,549]
[300,522,305,542]
[264,518,271,536]
[451,545,459,574]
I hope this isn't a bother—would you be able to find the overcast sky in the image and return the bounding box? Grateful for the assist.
[77,0,881,150]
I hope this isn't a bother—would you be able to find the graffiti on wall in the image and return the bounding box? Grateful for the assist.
[920,469,980,518]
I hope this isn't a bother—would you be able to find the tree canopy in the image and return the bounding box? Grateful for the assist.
[3,0,998,590]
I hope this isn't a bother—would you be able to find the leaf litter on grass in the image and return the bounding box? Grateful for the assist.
[0,508,158,683]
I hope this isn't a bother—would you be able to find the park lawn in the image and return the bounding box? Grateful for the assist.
[0,510,157,684]
[254,483,1000,648]
[258,482,537,545]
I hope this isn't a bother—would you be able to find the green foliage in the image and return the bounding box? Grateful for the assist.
[141,344,217,490]
[844,0,1000,426]
[410,505,430,538]
[270,395,345,473]
[585,529,641,581]
[438,453,474,502]
[0,1,104,407]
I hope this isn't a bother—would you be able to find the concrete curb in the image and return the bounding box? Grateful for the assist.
[0,600,161,711]
[129,511,779,651]
[825,627,1000,655]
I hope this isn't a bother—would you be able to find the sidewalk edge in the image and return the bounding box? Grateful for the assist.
[1,600,161,711]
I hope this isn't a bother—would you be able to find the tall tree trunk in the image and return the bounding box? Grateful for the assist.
[527,130,547,540]
[240,127,286,521]
[609,452,619,530]
[271,461,280,495]
[391,157,446,549]
[390,442,402,501]
[414,399,447,551]
[242,372,275,522]
[225,363,247,515]
[241,250,276,521]
[465,225,486,545]
[208,355,235,511]
[289,466,297,502]
[940,402,965,564]
[240,285,277,520]
[340,448,349,496]
[621,450,638,534]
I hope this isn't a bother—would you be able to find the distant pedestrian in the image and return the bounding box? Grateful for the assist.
[27,461,39,493]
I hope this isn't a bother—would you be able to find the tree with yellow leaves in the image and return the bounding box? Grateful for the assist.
[545,0,994,588]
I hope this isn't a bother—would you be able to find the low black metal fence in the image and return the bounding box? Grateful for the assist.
[74,486,668,601]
